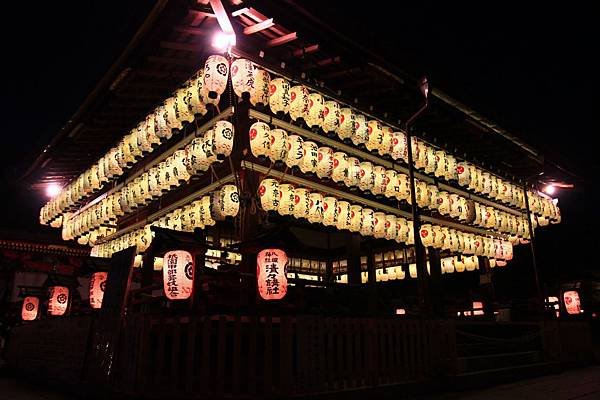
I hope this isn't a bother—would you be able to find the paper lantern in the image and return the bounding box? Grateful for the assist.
[185,71,208,116]
[257,249,288,300]
[344,157,361,188]
[331,152,349,183]
[199,196,216,227]
[337,108,356,140]
[448,194,460,218]
[360,208,375,237]
[415,180,429,208]
[409,264,418,278]
[358,161,375,192]
[48,286,69,316]
[349,204,363,232]
[217,184,240,218]
[289,85,310,121]
[352,114,368,146]
[366,120,383,152]
[175,86,195,124]
[305,92,325,128]
[336,201,351,230]
[251,68,271,106]
[285,134,304,167]
[89,271,108,309]
[316,147,334,179]
[293,188,310,219]
[322,100,341,134]
[277,184,295,216]
[204,55,229,103]
[419,224,434,247]
[307,192,324,224]
[21,296,39,321]
[268,128,289,163]
[396,218,409,243]
[424,146,436,174]
[259,179,280,211]
[385,170,399,199]
[269,77,291,114]
[456,162,470,187]
[373,212,387,238]
[172,150,191,184]
[391,131,408,162]
[564,291,581,315]
[249,122,271,158]
[384,215,398,241]
[163,250,194,300]
[322,196,338,226]
[213,120,234,158]
[427,184,439,210]
[372,166,388,196]
[299,141,319,174]
[231,58,255,98]
[432,225,444,249]
[379,126,393,156]
[464,256,479,271]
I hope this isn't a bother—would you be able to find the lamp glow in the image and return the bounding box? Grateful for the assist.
[544,185,556,195]
[46,183,61,197]
[212,31,236,51]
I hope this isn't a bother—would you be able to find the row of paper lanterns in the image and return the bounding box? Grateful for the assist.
[59,121,234,244]
[251,125,536,237]
[40,53,239,226]
[90,184,239,258]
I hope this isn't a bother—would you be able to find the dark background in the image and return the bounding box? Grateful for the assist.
[0,2,597,287]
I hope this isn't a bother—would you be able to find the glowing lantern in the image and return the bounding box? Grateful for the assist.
[175,86,195,124]
[397,174,411,203]
[299,141,319,174]
[163,250,194,300]
[305,92,325,128]
[316,147,334,179]
[213,120,234,158]
[48,286,69,316]
[379,127,393,156]
[293,188,310,219]
[358,161,375,192]
[259,179,280,211]
[337,108,356,141]
[385,214,398,241]
[257,249,288,300]
[391,131,408,162]
[366,120,383,153]
[397,218,409,243]
[409,264,418,278]
[322,100,341,134]
[204,55,229,103]
[360,208,375,237]
[433,150,446,177]
[419,224,434,247]
[332,152,349,183]
[415,180,429,208]
[185,71,208,116]
[352,114,368,147]
[424,146,436,174]
[89,271,108,309]
[414,139,428,170]
[216,184,240,218]
[427,184,439,210]
[277,184,295,216]
[289,85,310,122]
[344,157,361,188]
[336,201,351,230]
[322,196,338,226]
[231,58,255,98]
[269,77,291,114]
[172,150,191,184]
[496,260,507,267]
[285,134,304,168]
[456,162,470,187]
[385,170,399,199]
[464,256,479,271]
[249,122,271,158]
[21,296,39,321]
[448,194,460,218]
[432,225,444,249]
[199,196,216,227]
[564,291,581,315]
[372,166,388,196]
[308,193,324,224]
[251,68,271,106]
[373,212,387,238]
[349,204,363,232]
[268,128,289,163]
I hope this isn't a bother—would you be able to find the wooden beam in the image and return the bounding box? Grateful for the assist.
[147,56,200,67]
[188,9,215,18]
[292,44,319,57]
[243,18,274,35]
[267,32,297,47]
[209,0,235,34]
[174,26,210,36]
[160,41,201,52]
[231,7,248,17]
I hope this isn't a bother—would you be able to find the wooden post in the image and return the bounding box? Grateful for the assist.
[427,247,444,317]
[478,256,495,319]
[346,233,362,285]
[367,249,377,315]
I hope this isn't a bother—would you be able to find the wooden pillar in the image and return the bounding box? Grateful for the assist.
[477,256,495,319]
[427,247,444,317]
[324,260,334,283]
[346,233,362,285]
[367,249,377,315]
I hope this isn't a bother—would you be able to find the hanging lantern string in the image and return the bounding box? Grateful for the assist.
[277,166,289,184]
[209,165,219,183]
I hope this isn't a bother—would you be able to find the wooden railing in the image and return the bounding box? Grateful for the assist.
[114,314,456,398]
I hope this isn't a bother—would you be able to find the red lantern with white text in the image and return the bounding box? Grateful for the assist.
[48,286,69,316]
[257,249,288,300]
[89,271,108,309]
[563,290,581,315]
[163,250,194,300]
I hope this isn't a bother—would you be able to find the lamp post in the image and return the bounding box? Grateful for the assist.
[404,77,430,315]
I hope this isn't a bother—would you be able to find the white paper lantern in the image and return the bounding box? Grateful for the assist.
[358,161,375,192]
[268,128,289,163]
[89,271,108,309]
[293,188,310,219]
[299,141,318,174]
[427,184,439,210]
[366,120,383,152]
[322,100,341,134]
[379,127,393,156]
[257,249,288,300]
[456,162,470,187]
[337,108,356,141]
[415,180,429,208]
[316,147,334,179]
[251,68,271,106]
[360,208,375,237]
[249,122,271,158]
[21,296,39,321]
[385,169,399,199]
[307,192,324,224]
[344,157,361,188]
[48,286,69,316]
[322,196,338,226]
[336,201,351,230]
[259,179,280,211]
[385,215,398,241]
[199,196,216,227]
[285,134,304,168]
[391,131,408,163]
[204,55,229,103]
[269,77,291,114]
[289,85,310,121]
[331,152,349,183]
[352,114,368,146]
[231,58,255,98]
[218,184,240,217]
[163,250,194,300]
[277,184,295,216]
[213,120,234,158]
[185,70,208,116]
[373,212,387,238]
[349,204,363,232]
[305,92,325,128]
[372,166,388,196]
[397,174,411,203]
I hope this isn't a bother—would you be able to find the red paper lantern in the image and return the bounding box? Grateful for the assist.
[21,296,39,321]
[257,249,288,300]
[163,250,194,300]
[48,286,69,316]
[563,290,581,315]
[89,272,108,309]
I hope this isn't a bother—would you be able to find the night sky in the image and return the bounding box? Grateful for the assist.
[0,2,597,282]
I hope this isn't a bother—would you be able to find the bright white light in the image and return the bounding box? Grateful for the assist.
[544,185,556,195]
[211,31,236,51]
[46,183,61,197]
